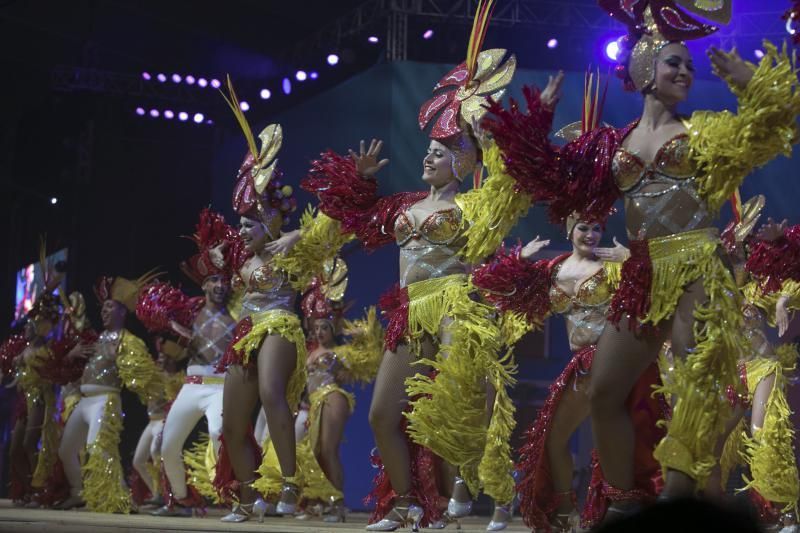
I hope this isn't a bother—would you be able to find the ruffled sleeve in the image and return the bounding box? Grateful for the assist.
[135,281,204,334]
[687,41,800,213]
[470,245,552,327]
[456,142,533,263]
[336,306,384,384]
[117,330,163,403]
[302,150,427,250]
[482,86,622,224]
[746,225,800,293]
[271,205,355,291]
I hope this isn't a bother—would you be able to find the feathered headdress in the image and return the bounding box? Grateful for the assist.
[180,208,235,285]
[94,269,162,312]
[300,256,349,332]
[721,191,765,255]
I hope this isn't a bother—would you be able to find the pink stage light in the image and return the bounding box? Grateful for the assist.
[197,78,208,88]
[178,112,189,121]
[141,72,152,80]
[149,109,160,118]
[171,73,182,83]
[193,113,204,123]
[185,75,196,85]
[260,88,272,99]
[164,110,175,119]
[239,101,250,112]
[423,29,434,40]
[156,73,167,82]
[210,79,221,89]
[135,107,146,116]
[547,38,558,49]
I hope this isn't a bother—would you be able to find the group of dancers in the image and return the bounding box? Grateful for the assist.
[4,0,800,531]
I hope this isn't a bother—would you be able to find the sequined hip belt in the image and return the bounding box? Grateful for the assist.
[184,375,225,385]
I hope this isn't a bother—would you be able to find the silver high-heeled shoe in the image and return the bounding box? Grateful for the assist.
[366,503,424,532]
[447,476,472,519]
[219,497,269,523]
[486,503,513,531]
[275,481,299,515]
[324,498,348,523]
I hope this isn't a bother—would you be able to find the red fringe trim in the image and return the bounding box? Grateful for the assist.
[472,245,554,324]
[745,225,800,293]
[40,329,98,385]
[31,460,69,507]
[129,468,153,506]
[216,316,254,372]
[159,458,206,512]
[302,150,426,251]
[608,240,653,331]
[378,284,410,352]
[749,489,782,525]
[212,429,262,504]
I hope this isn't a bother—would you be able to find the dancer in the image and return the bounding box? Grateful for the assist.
[212,98,352,522]
[473,216,666,531]
[136,209,237,516]
[482,0,800,513]
[303,3,560,527]
[282,262,383,522]
[55,273,163,513]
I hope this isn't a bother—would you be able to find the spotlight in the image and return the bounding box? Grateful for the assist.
[282,77,292,95]
[206,119,214,125]
[197,78,208,88]
[309,71,318,80]
[423,29,434,40]
[326,54,339,66]
[185,75,196,85]
[787,11,798,36]
[605,40,621,61]
[171,73,182,83]
[210,79,221,89]
[156,73,167,82]
[754,49,765,59]
[149,109,160,118]
[135,107,146,116]
[547,38,558,49]
[295,70,307,81]
[368,36,379,44]
[260,88,272,99]
[193,113,204,123]
[164,109,175,119]
[239,101,250,112]
[50,197,58,205]
[178,111,189,122]
[141,72,152,81]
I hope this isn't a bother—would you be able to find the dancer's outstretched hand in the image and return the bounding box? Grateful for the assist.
[209,241,228,269]
[708,46,753,89]
[755,217,788,242]
[350,139,389,177]
[264,229,301,256]
[520,236,550,260]
[595,237,630,262]
[541,71,565,110]
[776,295,790,337]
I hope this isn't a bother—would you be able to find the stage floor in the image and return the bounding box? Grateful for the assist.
[0,500,530,532]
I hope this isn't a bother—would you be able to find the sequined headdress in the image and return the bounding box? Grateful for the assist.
[94,270,161,312]
[300,257,349,332]
[599,0,731,91]
[27,237,63,323]
[721,191,765,255]
[222,78,297,235]
[418,0,516,187]
[180,208,235,285]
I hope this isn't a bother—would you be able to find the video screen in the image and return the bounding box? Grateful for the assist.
[14,248,68,321]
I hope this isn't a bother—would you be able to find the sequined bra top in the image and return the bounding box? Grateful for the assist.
[395,205,469,287]
[306,350,343,394]
[81,329,122,389]
[612,131,711,239]
[235,262,296,317]
[548,262,614,351]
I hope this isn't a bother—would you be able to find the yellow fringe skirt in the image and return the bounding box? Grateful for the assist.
[385,274,517,504]
[82,393,131,513]
[611,228,744,488]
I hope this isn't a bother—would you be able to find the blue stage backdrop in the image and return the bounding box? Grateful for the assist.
[210,59,800,510]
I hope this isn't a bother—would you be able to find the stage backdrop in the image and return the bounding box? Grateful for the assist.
[210,59,800,510]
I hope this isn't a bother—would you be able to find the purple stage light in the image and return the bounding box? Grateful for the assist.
[178,111,189,121]
[156,73,167,83]
[296,70,307,81]
[197,78,208,88]
[185,75,196,85]
[326,54,339,66]
[206,119,214,125]
[164,110,175,119]
[282,77,292,95]
[171,73,182,83]
[193,113,204,123]
[260,88,272,99]
[605,40,621,61]
[210,79,221,89]
[135,107,146,116]
[149,109,160,118]
[754,49,765,59]
[423,29,434,40]
[141,72,152,81]
[547,38,558,49]
[368,36,379,44]
[309,71,318,80]
[239,101,250,112]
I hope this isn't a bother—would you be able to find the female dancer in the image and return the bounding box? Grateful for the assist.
[211,104,352,522]
[482,0,800,512]
[279,266,383,522]
[303,5,560,525]
[473,217,666,531]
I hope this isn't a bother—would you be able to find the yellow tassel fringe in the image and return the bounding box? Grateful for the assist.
[82,394,131,513]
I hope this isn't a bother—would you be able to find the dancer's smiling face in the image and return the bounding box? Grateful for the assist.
[239,216,269,252]
[571,221,602,257]
[651,43,694,103]
[422,140,458,187]
[313,319,335,347]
